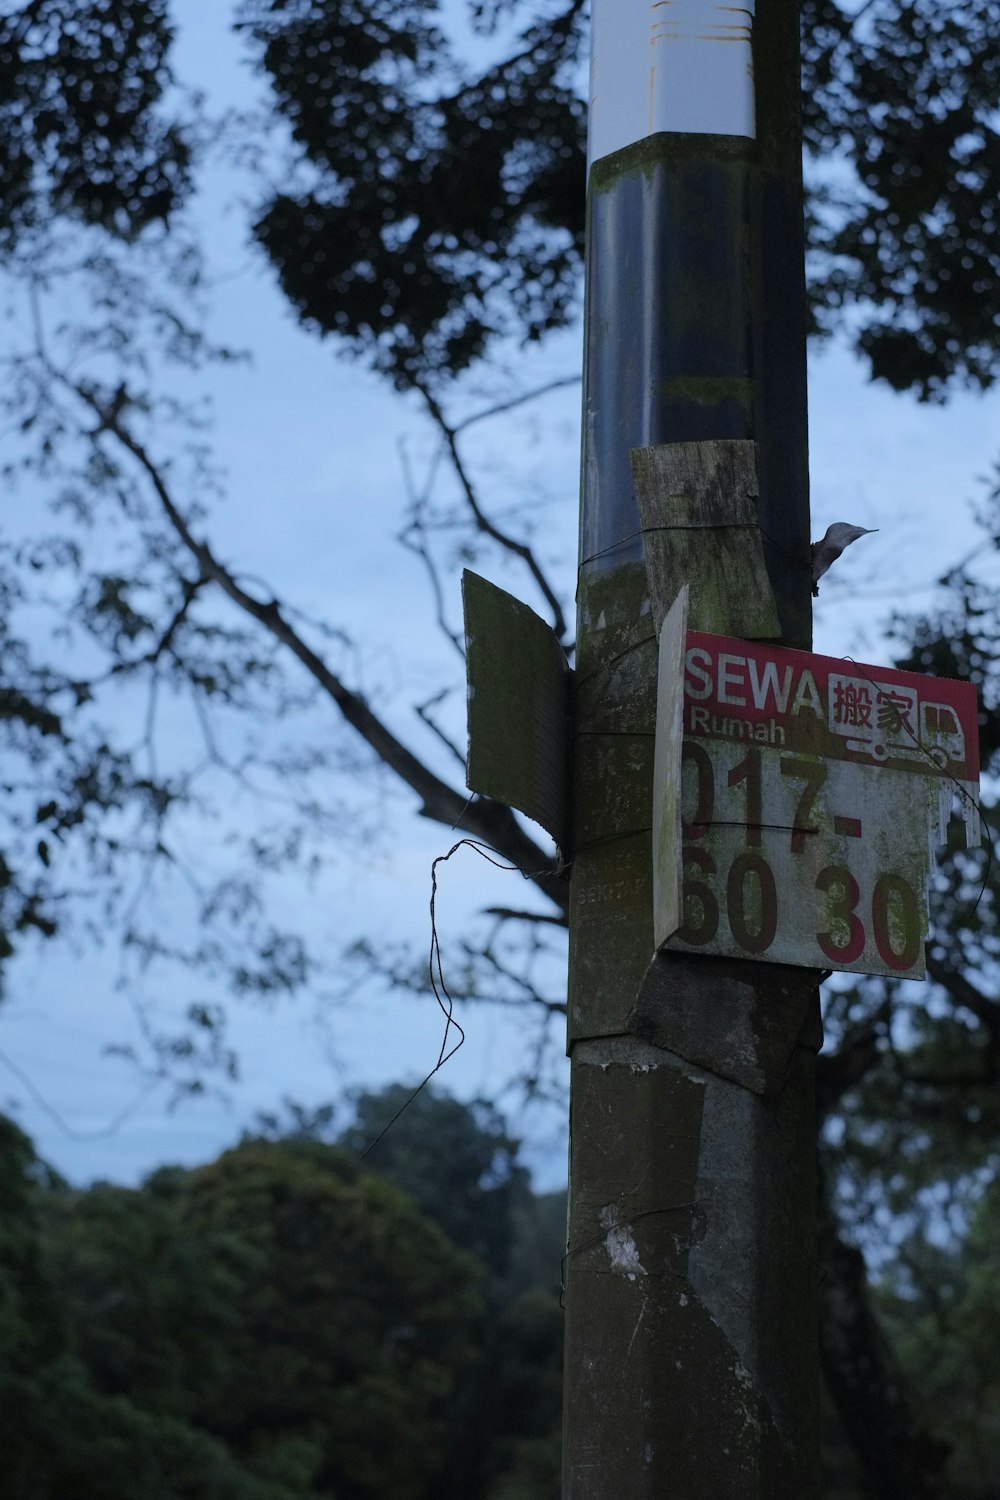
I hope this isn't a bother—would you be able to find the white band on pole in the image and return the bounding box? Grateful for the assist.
[589,0,756,166]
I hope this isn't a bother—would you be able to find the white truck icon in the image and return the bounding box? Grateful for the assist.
[919,701,966,767]
[828,674,965,768]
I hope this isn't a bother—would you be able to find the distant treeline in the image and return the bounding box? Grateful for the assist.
[4,1083,999,1499]
[0,1086,564,1500]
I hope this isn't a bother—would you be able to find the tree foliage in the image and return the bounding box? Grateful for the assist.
[877,1177,1000,1495]
[339,1084,530,1275]
[0,1087,563,1500]
[340,1087,565,1497]
[0,1116,308,1500]
[0,0,192,247]
[801,0,1000,397]
[238,0,587,385]
[232,0,1000,396]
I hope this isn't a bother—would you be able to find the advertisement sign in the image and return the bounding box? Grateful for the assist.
[657,630,981,980]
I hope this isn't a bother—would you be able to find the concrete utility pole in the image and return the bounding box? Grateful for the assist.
[563,3,820,1496]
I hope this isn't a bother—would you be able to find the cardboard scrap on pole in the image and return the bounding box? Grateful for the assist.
[462,570,571,856]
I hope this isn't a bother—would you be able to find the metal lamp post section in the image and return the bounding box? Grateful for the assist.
[563,4,820,1496]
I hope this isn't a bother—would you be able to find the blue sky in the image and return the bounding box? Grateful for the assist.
[1,2,997,1191]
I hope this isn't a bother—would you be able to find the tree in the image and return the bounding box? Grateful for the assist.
[0,1114,312,1500]
[257,1086,565,1498]
[1,2,999,1493]
[336,1086,564,1497]
[338,1084,531,1275]
[0,0,192,245]
[43,1131,486,1498]
[3,0,998,1074]
[877,1175,1000,1495]
[0,1093,564,1499]
[810,492,1000,1496]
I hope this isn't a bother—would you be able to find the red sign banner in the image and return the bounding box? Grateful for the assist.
[684,632,979,782]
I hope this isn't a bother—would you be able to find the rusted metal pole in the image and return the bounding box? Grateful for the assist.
[563,4,820,1495]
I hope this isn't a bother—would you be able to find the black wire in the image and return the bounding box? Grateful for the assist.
[578,520,811,577]
[358,839,550,1161]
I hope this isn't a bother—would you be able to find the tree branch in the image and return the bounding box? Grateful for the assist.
[816,1001,889,1120]
[68,379,569,914]
[452,375,581,437]
[484,906,568,929]
[476,941,567,1017]
[925,949,1000,1047]
[396,434,465,658]
[818,1195,951,1500]
[415,688,467,772]
[414,379,569,642]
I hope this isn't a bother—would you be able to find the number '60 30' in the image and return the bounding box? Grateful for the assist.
[676,849,921,971]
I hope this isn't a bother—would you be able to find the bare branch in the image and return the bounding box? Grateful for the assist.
[414,378,569,642]
[484,906,568,929]
[452,375,581,437]
[415,688,467,772]
[0,1047,161,1141]
[396,434,465,658]
[477,942,568,1016]
[65,377,569,914]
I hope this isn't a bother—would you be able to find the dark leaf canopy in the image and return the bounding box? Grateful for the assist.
[240,0,1000,397]
[339,1085,530,1279]
[0,0,192,248]
[802,0,1000,399]
[237,0,587,386]
[889,464,1000,765]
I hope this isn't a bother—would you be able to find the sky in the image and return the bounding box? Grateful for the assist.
[1,3,997,1192]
